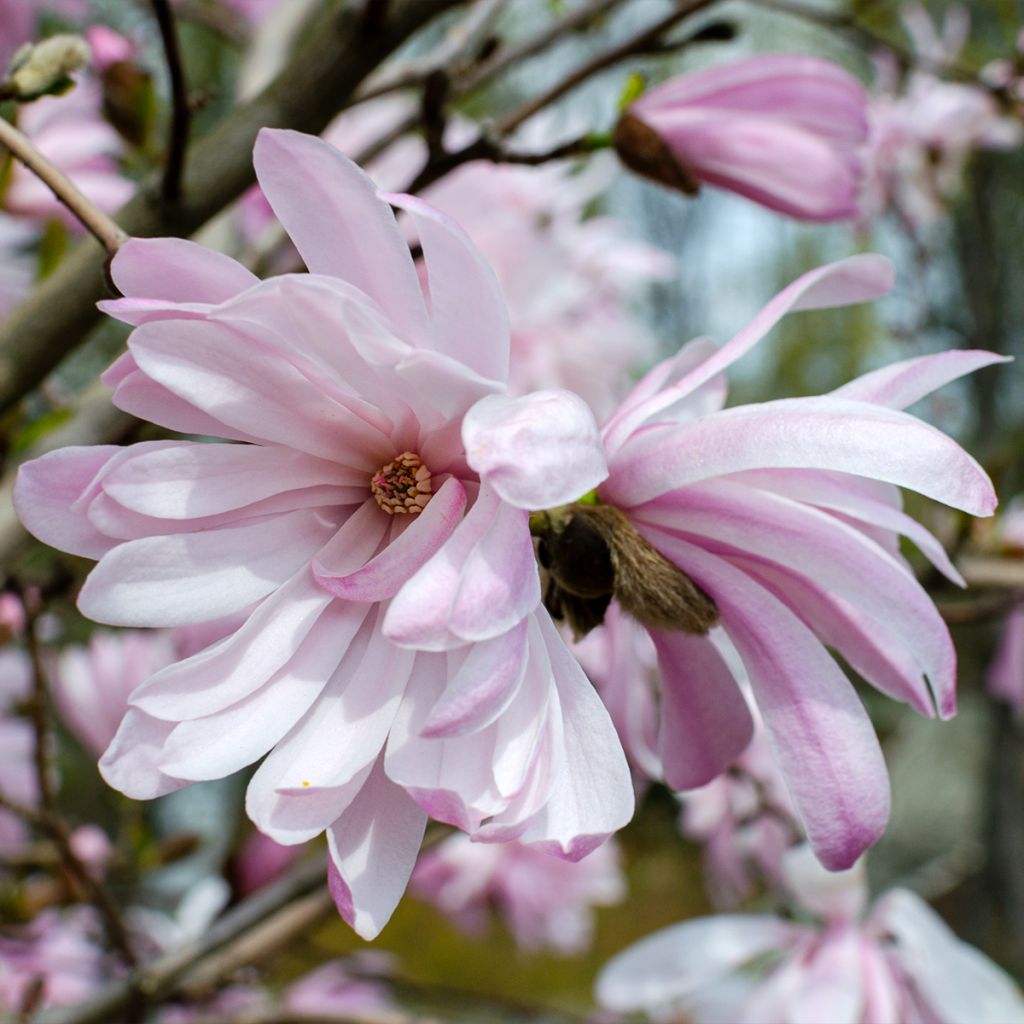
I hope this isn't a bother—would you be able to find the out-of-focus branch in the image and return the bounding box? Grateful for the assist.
[356,0,507,103]
[151,0,192,204]
[36,854,330,1024]
[0,0,464,416]
[407,0,721,192]
[0,117,128,254]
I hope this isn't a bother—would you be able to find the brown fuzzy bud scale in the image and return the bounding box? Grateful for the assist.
[535,503,718,640]
[613,112,700,195]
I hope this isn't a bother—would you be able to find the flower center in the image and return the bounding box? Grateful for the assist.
[370,452,432,515]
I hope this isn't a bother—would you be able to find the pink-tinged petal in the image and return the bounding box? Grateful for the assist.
[606,396,996,517]
[420,619,529,738]
[14,446,121,559]
[102,442,358,519]
[831,350,1011,410]
[731,468,964,586]
[634,480,955,717]
[512,613,634,860]
[652,629,754,790]
[634,54,868,143]
[602,337,725,455]
[648,109,863,221]
[130,571,344,720]
[643,531,890,870]
[155,601,356,781]
[105,358,262,443]
[384,654,508,831]
[314,477,466,602]
[99,708,189,800]
[98,296,216,326]
[395,348,503,421]
[128,317,389,464]
[247,760,373,847]
[596,914,802,1011]
[253,129,429,345]
[383,486,538,649]
[989,606,1024,713]
[463,390,608,509]
[735,556,942,719]
[326,757,427,940]
[272,623,415,792]
[871,889,1024,1023]
[108,237,259,303]
[618,257,893,429]
[79,508,339,627]
[384,192,509,383]
[782,844,869,921]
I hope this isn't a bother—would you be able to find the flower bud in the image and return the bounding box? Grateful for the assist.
[6,34,91,102]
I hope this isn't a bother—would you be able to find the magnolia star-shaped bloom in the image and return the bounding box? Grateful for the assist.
[14,128,633,939]
[557,255,1002,871]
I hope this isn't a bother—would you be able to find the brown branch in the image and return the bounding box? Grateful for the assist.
[151,0,192,204]
[0,0,465,417]
[0,117,128,254]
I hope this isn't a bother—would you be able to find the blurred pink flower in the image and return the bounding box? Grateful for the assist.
[0,910,105,1013]
[986,503,1024,714]
[4,80,133,227]
[15,128,632,939]
[230,829,302,896]
[412,833,625,954]
[283,957,397,1016]
[84,25,135,73]
[597,845,1024,1024]
[0,648,36,855]
[592,255,1002,871]
[55,629,178,757]
[422,158,672,418]
[617,54,869,221]
[678,706,799,910]
[864,6,1022,226]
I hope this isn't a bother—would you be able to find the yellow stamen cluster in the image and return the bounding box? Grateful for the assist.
[370,452,432,515]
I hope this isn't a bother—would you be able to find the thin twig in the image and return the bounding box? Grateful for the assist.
[0,117,128,254]
[355,0,508,103]
[493,0,720,137]
[151,0,192,204]
[9,601,139,966]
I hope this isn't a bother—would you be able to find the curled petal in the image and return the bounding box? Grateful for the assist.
[463,390,608,509]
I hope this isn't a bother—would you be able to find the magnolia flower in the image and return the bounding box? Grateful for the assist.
[539,254,1003,871]
[14,128,632,939]
[0,648,36,855]
[411,834,625,954]
[678,710,799,910]
[615,54,868,221]
[596,846,1024,1024]
[0,910,105,1013]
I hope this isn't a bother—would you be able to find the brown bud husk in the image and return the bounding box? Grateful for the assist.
[614,112,700,195]
[536,503,718,639]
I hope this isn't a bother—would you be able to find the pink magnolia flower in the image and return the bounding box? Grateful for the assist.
[84,25,135,73]
[230,828,302,896]
[54,629,178,757]
[4,80,133,227]
[412,833,625,954]
[0,910,105,1013]
[14,128,633,939]
[678,709,799,910]
[596,845,1024,1024]
[283,957,397,1017]
[616,54,869,221]
[0,648,36,855]
[580,255,1003,871]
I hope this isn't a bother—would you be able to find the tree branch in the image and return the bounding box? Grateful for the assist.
[0,0,465,416]
[0,116,128,254]
[151,0,192,204]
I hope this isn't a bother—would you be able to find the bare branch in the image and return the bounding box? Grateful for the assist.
[0,116,128,254]
[151,0,192,204]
